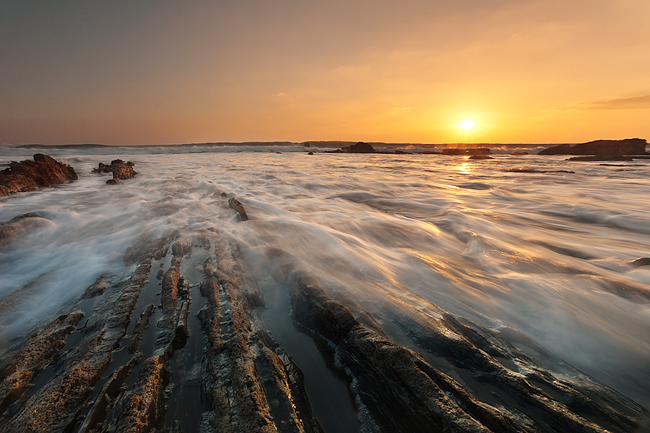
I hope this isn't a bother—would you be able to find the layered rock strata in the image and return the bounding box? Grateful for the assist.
[0,198,648,433]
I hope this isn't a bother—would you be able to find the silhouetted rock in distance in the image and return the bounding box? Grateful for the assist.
[442,148,491,155]
[344,142,376,153]
[0,154,78,197]
[538,138,647,156]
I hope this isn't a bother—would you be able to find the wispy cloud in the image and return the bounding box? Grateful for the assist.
[575,95,650,110]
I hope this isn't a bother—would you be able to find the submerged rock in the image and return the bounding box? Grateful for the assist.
[290,273,649,433]
[0,154,77,197]
[538,138,647,156]
[1,211,648,432]
[0,213,52,250]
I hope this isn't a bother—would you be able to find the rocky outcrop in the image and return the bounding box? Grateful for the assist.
[93,159,137,185]
[228,197,249,221]
[2,192,648,433]
[343,142,376,153]
[290,273,649,433]
[538,138,647,156]
[442,148,491,156]
[0,154,77,197]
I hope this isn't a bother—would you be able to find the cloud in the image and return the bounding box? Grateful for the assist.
[576,95,650,110]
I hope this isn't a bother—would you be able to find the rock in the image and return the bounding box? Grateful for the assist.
[307,152,314,155]
[0,154,77,197]
[343,142,376,153]
[228,197,249,221]
[511,151,529,155]
[93,159,137,183]
[442,148,491,155]
[567,155,634,161]
[538,138,647,156]
[469,155,493,160]
[290,273,649,433]
[629,257,650,267]
[0,214,52,250]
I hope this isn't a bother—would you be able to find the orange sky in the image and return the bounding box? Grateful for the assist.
[1,0,649,145]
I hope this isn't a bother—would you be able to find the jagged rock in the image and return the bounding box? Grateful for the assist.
[290,273,649,433]
[228,197,249,221]
[538,138,647,156]
[93,159,137,184]
[115,354,170,433]
[343,141,375,153]
[0,154,77,197]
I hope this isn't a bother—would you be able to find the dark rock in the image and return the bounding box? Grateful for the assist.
[228,197,249,221]
[307,152,314,155]
[93,159,137,183]
[442,148,491,155]
[567,155,634,162]
[629,257,650,267]
[507,168,575,174]
[0,154,77,197]
[343,142,376,153]
[81,273,114,299]
[469,155,493,160]
[290,274,649,433]
[511,151,529,155]
[538,138,647,156]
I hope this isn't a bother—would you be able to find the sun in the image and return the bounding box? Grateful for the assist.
[460,119,475,131]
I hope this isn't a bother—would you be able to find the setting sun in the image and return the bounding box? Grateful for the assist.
[460,119,475,131]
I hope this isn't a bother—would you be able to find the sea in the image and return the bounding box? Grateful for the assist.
[1,142,649,412]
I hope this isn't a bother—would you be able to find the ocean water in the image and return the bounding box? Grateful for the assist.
[1,144,649,410]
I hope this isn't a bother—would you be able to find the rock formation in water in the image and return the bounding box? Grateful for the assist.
[442,148,491,156]
[343,142,376,153]
[538,138,647,156]
[93,160,137,185]
[0,154,78,197]
[228,197,249,221]
[0,214,52,250]
[0,190,648,433]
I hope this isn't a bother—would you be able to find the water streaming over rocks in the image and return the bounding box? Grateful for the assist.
[0,144,649,432]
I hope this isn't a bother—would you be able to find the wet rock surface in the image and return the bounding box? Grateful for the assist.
[0,213,52,250]
[228,197,249,221]
[93,159,137,184]
[0,154,78,197]
[1,192,648,433]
